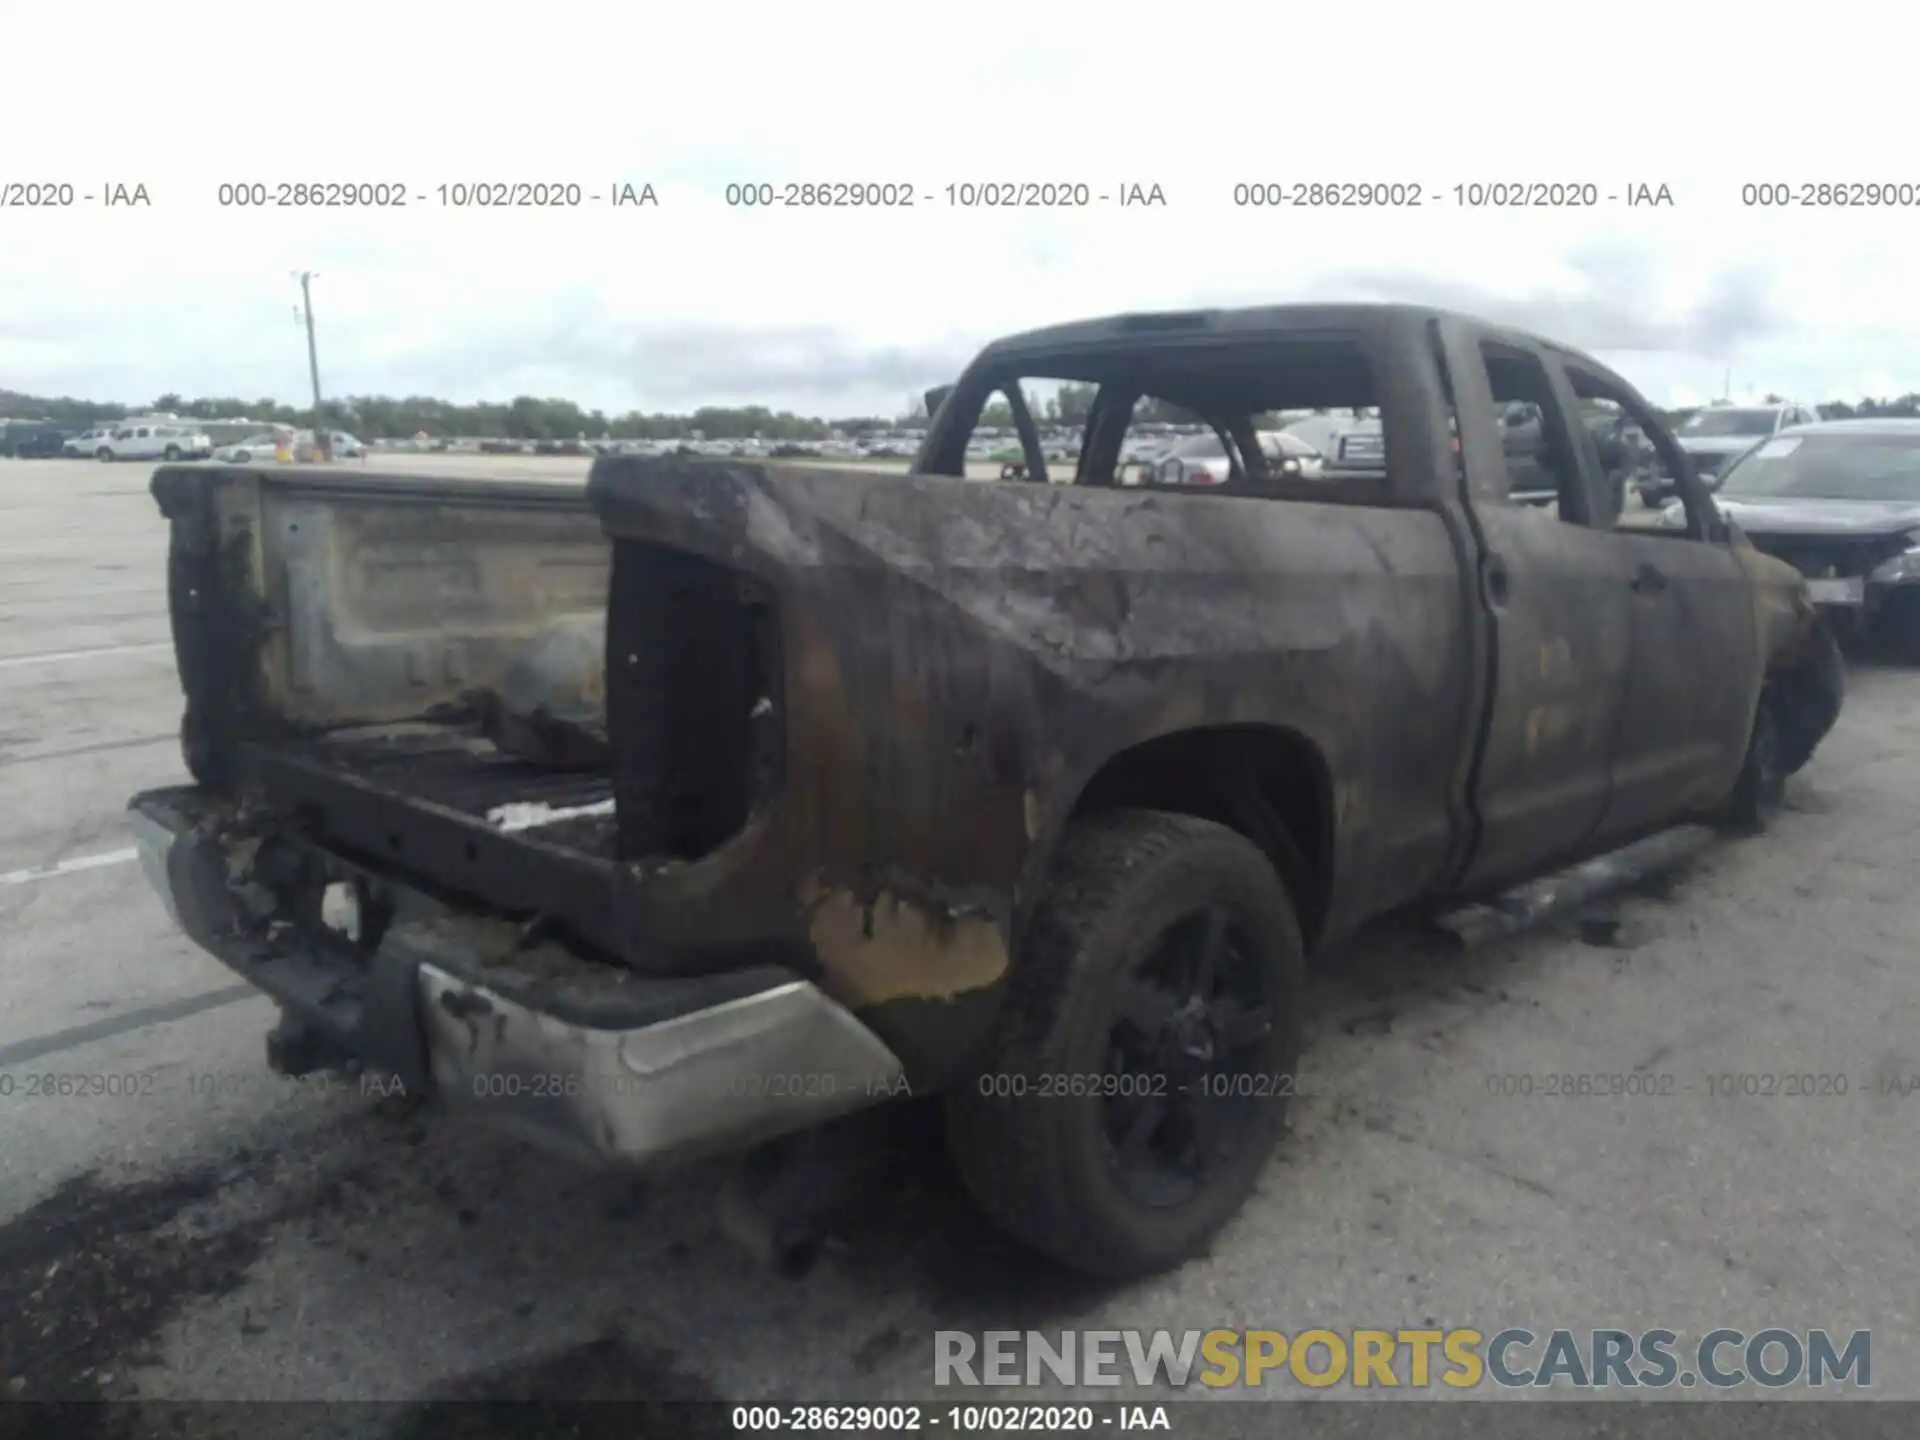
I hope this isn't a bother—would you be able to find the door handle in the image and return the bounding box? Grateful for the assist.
[1632,562,1668,594]
[1484,553,1511,607]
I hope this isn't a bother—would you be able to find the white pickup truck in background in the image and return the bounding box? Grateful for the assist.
[100,422,214,462]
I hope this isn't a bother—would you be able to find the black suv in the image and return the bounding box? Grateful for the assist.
[0,419,71,458]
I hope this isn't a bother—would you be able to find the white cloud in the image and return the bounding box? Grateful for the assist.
[3,1,1915,414]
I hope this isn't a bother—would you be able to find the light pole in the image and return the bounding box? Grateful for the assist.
[293,271,332,461]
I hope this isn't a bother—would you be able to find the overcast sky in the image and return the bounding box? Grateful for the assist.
[3,1,1911,417]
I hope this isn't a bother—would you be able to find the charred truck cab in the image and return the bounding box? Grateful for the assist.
[131,304,1843,1279]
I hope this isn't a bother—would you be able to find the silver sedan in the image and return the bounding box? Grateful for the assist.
[212,434,286,463]
[1146,430,1325,485]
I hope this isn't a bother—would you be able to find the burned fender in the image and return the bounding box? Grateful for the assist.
[1750,562,1844,776]
[1772,613,1844,776]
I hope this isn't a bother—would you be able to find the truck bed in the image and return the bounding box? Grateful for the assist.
[288,724,620,856]
[149,465,635,938]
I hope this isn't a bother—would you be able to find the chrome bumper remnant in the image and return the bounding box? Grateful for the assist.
[416,966,906,1166]
[129,786,906,1167]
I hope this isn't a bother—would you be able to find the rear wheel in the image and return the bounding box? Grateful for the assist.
[95,447,112,462]
[163,445,182,461]
[232,450,251,463]
[946,810,1305,1278]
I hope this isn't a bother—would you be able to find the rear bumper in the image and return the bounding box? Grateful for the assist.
[128,787,904,1167]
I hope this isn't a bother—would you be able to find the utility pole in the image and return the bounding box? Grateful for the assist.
[294,271,332,461]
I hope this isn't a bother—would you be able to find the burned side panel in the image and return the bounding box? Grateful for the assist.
[589,457,1474,1073]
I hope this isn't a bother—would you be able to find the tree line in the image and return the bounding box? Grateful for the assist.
[7,381,1920,441]
[0,382,1126,439]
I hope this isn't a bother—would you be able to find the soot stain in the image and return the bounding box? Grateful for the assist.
[0,1166,260,1407]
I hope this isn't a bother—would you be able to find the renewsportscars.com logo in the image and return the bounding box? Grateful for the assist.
[934,1328,1872,1391]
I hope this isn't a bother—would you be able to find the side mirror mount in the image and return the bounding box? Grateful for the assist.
[923,384,955,420]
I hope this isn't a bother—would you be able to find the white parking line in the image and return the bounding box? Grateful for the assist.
[0,641,171,671]
[0,846,140,886]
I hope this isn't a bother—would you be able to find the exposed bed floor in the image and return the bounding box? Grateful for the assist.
[299,724,619,857]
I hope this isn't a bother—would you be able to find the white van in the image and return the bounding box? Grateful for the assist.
[100,422,214,462]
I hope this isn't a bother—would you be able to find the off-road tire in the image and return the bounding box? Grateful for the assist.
[1720,688,1786,833]
[945,809,1305,1278]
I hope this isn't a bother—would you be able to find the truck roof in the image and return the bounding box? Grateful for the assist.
[976,302,1567,361]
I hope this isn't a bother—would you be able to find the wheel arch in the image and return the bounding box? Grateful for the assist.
[1022,722,1338,957]
[1767,611,1845,775]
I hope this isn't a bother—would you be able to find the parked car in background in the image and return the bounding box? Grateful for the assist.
[1320,416,1386,474]
[0,419,71,457]
[62,425,121,458]
[1260,429,1324,477]
[273,430,367,462]
[201,421,271,449]
[1277,413,1349,458]
[1638,401,1815,506]
[214,433,289,464]
[1149,431,1232,484]
[100,422,214,462]
[210,430,370,464]
[1668,418,1920,656]
[1146,429,1325,484]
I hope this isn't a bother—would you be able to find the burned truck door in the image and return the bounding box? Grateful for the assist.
[1439,325,1636,890]
[1553,362,1761,840]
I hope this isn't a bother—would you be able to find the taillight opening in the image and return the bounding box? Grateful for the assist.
[606,543,782,862]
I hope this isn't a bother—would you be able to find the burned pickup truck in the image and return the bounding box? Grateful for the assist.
[129,304,1843,1279]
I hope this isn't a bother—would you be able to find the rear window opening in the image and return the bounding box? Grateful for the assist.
[923,336,1398,506]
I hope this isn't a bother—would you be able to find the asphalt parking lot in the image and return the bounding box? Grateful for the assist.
[4,454,1919,1434]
